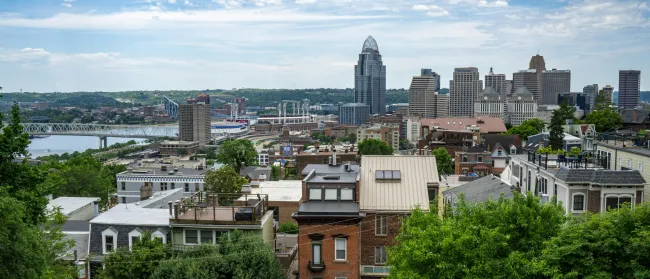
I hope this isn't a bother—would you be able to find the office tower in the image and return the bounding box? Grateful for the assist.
[507,87,538,127]
[618,70,641,109]
[420,69,441,91]
[485,67,507,95]
[558,92,590,113]
[179,103,211,147]
[449,67,483,117]
[408,70,446,118]
[529,54,546,100]
[354,35,386,115]
[474,87,505,119]
[436,94,449,117]
[602,85,614,103]
[513,69,539,101]
[339,103,370,125]
[506,80,513,95]
[233,97,246,114]
[541,69,571,105]
[583,84,598,111]
[196,94,211,104]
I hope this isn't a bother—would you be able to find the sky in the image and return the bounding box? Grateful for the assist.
[0,0,649,93]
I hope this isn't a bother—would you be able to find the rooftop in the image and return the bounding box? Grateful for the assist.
[244,181,302,202]
[445,175,514,202]
[359,156,438,212]
[62,220,90,232]
[47,197,99,217]
[119,166,206,176]
[161,141,199,145]
[295,202,360,217]
[555,168,646,184]
[240,166,272,180]
[302,162,360,176]
[422,117,507,134]
[90,203,169,226]
[597,141,650,157]
[172,192,270,225]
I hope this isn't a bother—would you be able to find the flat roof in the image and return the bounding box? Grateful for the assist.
[119,167,206,176]
[161,141,199,145]
[90,204,169,226]
[296,202,360,215]
[598,141,650,157]
[244,181,302,202]
[47,197,99,216]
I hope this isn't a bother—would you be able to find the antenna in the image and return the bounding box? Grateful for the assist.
[537,49,539,55]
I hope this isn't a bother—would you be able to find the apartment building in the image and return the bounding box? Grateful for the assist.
[159,140,199,157]
[116,163,207,204]
[596,140,650,201]
[449,67,483,117]
[357,123,400,151]
[178,103,211,147]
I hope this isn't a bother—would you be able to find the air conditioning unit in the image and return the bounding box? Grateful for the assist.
[539,194,550,204]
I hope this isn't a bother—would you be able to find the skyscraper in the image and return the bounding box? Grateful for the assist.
[513,69,539,102]
[485,67,507,96]
[602,85,614,103]
[583,84,598,112]
[354,35,386,115]
[408,70,446,118]
[179,103,211,147]
[529,54,546,99]
[449,67,483,117]
[541,69,571,105]
[618,70,641,109]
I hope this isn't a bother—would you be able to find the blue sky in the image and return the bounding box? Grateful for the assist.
[0,0,649,92]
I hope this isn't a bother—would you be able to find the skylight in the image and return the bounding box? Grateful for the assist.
[375,170,401,180]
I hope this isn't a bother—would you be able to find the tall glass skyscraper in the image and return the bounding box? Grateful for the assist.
[355,35,386,115]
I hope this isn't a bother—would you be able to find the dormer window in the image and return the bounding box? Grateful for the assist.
[462,156,468,163]
[375,170,401,180]
[478,156,483,162]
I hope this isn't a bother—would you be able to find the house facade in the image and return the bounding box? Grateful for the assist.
[116,165,206,204]
[596,140,650,201]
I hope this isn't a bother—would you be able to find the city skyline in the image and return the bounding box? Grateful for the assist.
[0,0,649,92]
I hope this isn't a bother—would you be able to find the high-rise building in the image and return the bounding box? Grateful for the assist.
[602,85,614,103]
[529,54,546,101]
[408,70,446,118]
[507,87,538,127]
[541,69,571,105]
[474,87,505,119]
[618,70,641,109]
[485,67,507,96]
[583,84,599,112]
[339,103,370,125]
[179,103,211,147]
[513,69,539,101]
[449,67,483,117]
[196,94,211,104]
[354,35,386,115]
[506,80,513,95]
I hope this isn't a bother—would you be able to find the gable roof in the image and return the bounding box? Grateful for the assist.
[444,175,514,202]
[359,156,438,212]
[483,134,522,153]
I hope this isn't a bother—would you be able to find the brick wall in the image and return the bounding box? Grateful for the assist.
[588,190,601,213]
[359,214,403,266]
[297,222,360,279]
[269,201,299,225]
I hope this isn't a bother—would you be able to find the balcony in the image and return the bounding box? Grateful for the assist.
[361,265,391,276]
[526,150,606,170]
[170,192,268,225]
[308,260,326,272]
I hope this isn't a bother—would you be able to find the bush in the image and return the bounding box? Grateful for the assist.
[277,222,298,234]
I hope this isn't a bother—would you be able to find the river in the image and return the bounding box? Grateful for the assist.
[27,135,145,158]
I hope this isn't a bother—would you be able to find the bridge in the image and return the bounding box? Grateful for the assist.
[163,95,179,119]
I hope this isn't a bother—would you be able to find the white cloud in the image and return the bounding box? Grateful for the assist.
[295,0,317,3]
[427,10,449,16]
[214,0,244,8]
[168,0,177,3]
[60,3,72,8]
[184,0,194,6]
[412,4,449,16]
[251,0,282,7]
[478,0,508,7]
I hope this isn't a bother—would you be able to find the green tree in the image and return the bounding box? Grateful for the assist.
[99,231,168,279]
[398,138,413,150]
[215,139,258,173]
[431,147,453,175]
[585,90,622,132]
[204,166,247,204]
[339,133,357,144]
[505,118,546,140]
[270,165,280,181]
[388,193,566,279]
[277,222,298,234]
[541,203,650,278]
[548,101,574,149]
[357,138,394,155]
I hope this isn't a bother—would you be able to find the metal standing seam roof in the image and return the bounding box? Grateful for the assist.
[359,156,438,212]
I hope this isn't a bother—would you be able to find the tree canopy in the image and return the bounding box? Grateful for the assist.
[204,165,247,204]
[357,138,394,155]
[388,193,566,279]
[585,90,622,132]
[432,147,453,175]
[548,101,574,149]
[215,139,258,173]
[505,118,546,140]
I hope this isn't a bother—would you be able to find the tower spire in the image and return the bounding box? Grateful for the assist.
[489,67,494,75]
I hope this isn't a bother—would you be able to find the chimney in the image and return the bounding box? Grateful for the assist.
[92,200,99,217]
[332,152,337,166]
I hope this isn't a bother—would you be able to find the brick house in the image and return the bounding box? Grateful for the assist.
[293,162,362,279]
[358,156,439,278]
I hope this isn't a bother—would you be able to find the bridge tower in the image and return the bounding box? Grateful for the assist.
[98,136,108,149]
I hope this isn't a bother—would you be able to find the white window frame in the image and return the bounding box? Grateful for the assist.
[603,194,634,211]
[128,229,142,251]
[640,162,643,171]
[102,228,118,254]
[375,215,387,236]
[572,193,586,212]
[334,238,347,261]
[184,229,199,245]
[374,246,387,265]
[628,159,632,168]
[152,229,167,244]
[324,188,338,201]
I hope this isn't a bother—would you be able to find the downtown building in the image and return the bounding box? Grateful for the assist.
[602,85,614,103]
[513,69,540,102]
[179,102,211,147]
[485,67,508,96]
[474,87,505,119]
[449,67,483,117]
[619,70,641,109]
[529,54,546,98]
[583,84,599,112]
[408,69,448,118]
[339,103,371,125]
[355,36,386,115]
[507,87,538,127]
[541,69,571,105]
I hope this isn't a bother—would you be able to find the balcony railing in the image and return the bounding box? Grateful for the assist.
[526,150,607,170]
[171,192,268,225]
[308,260,326,272]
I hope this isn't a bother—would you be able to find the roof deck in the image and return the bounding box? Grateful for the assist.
[171,192,269,225]
[518,150,606,170]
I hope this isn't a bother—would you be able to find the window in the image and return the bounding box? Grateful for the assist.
[375,215,387,236]
[573,194,585,211]
[605,196,633,210]
[195,183,200,192]
[462,156,468,162]
[184,229,198,244]
[200,230,213,244]
[478,156,483,162]
[312,242,322,265]
[335,238,347,261]
[184,183,190,192]
[375,170,401,180]
[540,178,548,195]
[309,188,322,200]
[121,182,126,191]
[340,188,353,200]
[554,184,558,205]
[128,229,142,251]
[102,228,117,254]
[628,159,632,168]
[325,188,338,200]
[152,230,166,244]
[160,183,164,191]
[640,162,643,171]
[121,197,126,204]
[171,183,175,189]
[428,188,438,203]
[374,246,387,264]
[618,157,622,167]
